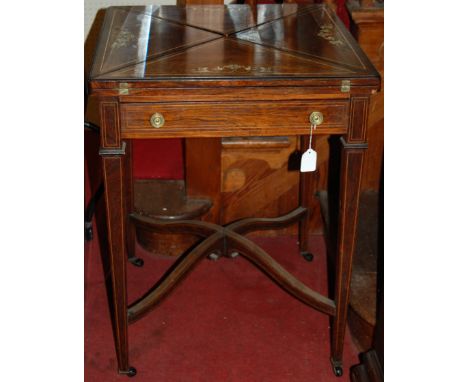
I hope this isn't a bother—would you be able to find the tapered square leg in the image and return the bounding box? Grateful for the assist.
[101,145,136,376]
[123,142,143,268]
[299,135,317,262]
[330,138,366,375]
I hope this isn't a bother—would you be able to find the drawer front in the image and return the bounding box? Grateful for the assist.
[120,101,348,138]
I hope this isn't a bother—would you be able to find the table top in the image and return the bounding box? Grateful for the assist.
[89,4,379,87]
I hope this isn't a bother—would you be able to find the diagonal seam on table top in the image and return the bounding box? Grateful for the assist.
[94,4,316,78]
[114,4,318,37]
[94,6,223,78]
[232,6,369,72]
[95,38,357,80]
[92,4,368,80]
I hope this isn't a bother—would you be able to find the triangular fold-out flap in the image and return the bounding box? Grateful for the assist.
[151,4,252,35]
[102,38,356,79]
[234,6,369,72]
[93,7,221,77]
[147,4,311,36]
[256,3,317,24]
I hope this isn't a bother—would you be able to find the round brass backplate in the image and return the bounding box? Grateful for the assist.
[309,111,324,126]
[150,112,165,128]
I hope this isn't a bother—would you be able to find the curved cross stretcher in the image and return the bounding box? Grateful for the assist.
[127,207,336,325]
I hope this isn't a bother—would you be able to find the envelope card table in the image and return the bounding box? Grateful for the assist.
[88,3,380,377]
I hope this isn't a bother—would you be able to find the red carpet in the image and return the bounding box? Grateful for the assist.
[85,231,359,381]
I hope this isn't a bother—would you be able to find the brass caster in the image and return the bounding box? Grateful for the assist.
[120,366,137,377]
[128,256,144,267]
[85,221,93,241]
[208,253,220,261]
[300,251,314,262]
[330,358,343,377]
[333,365,343,377]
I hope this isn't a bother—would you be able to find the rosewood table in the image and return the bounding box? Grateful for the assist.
[88,3,380,378]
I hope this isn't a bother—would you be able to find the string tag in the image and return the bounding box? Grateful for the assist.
[300,123,317,172]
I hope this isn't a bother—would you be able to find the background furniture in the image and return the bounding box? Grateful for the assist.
[346,0,383,353]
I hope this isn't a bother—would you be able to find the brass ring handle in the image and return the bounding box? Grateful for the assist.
[150,112,165,128]
[309,111,324,126]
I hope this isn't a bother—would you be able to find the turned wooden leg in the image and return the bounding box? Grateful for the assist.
[101,143,136,377]
[299,135,316,262]
[330,137,366,376]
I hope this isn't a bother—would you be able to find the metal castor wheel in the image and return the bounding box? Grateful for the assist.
[229,251,239,259]
[300,251,314,262]
[208,250,222,261]
[125,367,137,377]
[333,365,343,377]
[128,256,144,267]
[208,253,220,261]
[85,221,93,241]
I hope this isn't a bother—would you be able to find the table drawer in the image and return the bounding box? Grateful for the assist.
[120,101,348,138]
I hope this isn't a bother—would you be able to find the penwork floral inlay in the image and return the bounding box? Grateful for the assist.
[112,30,138,49]
[317,24,344,46]
[192,64,273,73]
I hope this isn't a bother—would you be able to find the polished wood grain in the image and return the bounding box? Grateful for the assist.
[220,136,299,236]
[90,4,380,378]
[299,135,318,251]
[132,179,211,257]
[128,207,336,324]
[100,102,120,148]
[91,7,221,78]
[134,180,211,220]
[348,1,383,72]
[124,141,137,263]
[331,110,369,371]
[101,152,130,375]
[116,87,352,103]
[160,3,298,36]
[185,138,222,223]
[90,5,378,82]
[345,0,384,355]
[177,0,223,6]
[120,100,348,138]
[211,133,329,236]
[226,229,336,316]
[194,134,323,237]
[363,86,383,191]
[348,0,384,191]
[128,227,224,322]
[225,206,307,234]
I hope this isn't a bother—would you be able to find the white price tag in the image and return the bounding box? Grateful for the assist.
[300,148,317,172]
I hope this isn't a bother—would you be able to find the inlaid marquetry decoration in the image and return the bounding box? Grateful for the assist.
[111,30,137,49]
[88,4,381,379]
[317,23,345,46]
[193,64,273,73]
[90,4,376,79]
